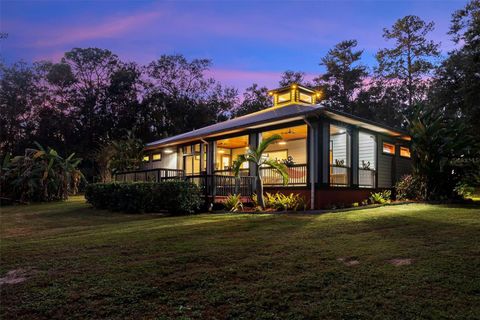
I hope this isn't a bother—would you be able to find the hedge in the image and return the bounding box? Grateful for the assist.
[85,181,203,214]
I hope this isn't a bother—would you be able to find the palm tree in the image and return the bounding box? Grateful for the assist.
[232,134,289,208]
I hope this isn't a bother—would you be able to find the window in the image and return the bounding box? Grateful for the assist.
[183,143,201,175]
[278,92,291,103]
[330,124,350,186]
[152,153,161,161]
[142,156,150,162]
[383,142,395,155]
[359,132,376,188]
[400,146,411,158]
[299,92,312,104]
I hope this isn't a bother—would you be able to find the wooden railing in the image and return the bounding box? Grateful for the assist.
[330,165,350,186]
[114,168,184,182]
[214,169,249,176]
[359,168,376,188]
[186,174,255,197]
[261,164,307,186]
[114,169,255,197]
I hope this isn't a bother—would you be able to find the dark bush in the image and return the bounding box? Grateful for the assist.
[85,181,203,214]
[395,174,426,201]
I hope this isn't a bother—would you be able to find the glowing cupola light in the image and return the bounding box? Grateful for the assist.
[268,83,322,107]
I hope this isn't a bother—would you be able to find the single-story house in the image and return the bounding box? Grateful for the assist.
[116,84,412,209]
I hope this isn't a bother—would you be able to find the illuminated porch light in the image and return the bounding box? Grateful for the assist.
[164,148,174,154]
[218,150,225,154]
[278,141,287,145]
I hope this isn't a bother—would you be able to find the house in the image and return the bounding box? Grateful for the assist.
[116,84,412,209]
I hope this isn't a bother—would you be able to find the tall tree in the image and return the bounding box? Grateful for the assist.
[376,15,440,114]
[431,0,480,137]
[234,83,272,117]
[315,40,367,113]
[279,70,306,87]
[0,62,40,155]
[61,48,121,156]
[144,54,237,137]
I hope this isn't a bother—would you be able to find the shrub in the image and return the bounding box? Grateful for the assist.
[223,194,243,212]
[369,190,392,204]
[85,181,203,214]
[264,192,307,211]
[1,144,83,203]
[454,182,475,199]
[251,193,259,207]
[395,174,425,200]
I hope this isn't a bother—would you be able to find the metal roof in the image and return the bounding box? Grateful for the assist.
[145,103,410,149]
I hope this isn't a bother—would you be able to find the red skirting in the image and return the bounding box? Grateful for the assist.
[264,187,377,209]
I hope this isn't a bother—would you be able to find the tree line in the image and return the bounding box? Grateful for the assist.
[1,1,479,185]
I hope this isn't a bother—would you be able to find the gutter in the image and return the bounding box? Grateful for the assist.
[303,116,315,210]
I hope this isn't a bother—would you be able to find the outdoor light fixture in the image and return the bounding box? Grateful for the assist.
[279,141,287,145]
[164,149,174,154]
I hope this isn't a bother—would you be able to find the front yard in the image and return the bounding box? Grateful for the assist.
[1,197,479,319]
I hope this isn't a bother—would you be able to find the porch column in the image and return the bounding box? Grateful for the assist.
[351,127,359,188]
[199,143,205,174]
[318,118,330,186]
[248,132,259,177]
[207,140,215,175]
[307,119,319,186]
[248,132,260,192]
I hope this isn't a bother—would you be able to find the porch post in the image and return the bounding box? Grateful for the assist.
[207,141,215,175]
[200,143,205,174]
[248,132,260,192]
[318,118,330,186]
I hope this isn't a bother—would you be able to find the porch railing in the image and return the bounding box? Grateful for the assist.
[114,168,184,182]
[114,169,255,197]
[186,174,255,197]
[261,164,307,186]
[359,168,376,188]
[330,165,350,186]
[214,169,250,176]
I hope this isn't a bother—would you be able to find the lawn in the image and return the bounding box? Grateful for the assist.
[1,197,479,319]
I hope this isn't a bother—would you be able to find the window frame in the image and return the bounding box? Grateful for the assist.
[382,142,396,156]
[399,146,411,158]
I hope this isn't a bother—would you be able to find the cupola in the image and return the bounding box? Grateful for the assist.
[268,83,321,107]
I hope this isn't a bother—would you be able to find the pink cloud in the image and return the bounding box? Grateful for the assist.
[33,10,163,48]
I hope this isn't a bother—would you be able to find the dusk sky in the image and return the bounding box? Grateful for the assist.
[0,0,467,92]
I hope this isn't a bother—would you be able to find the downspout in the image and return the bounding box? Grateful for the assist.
[303,117,315,210]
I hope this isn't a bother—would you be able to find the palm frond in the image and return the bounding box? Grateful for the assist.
[232,154,247,177]
[257,134,283,156]
[264,159,289,185]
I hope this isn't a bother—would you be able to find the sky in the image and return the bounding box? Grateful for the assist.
[0,0,468,93]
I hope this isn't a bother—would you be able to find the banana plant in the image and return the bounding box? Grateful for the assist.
[232,134,289,208]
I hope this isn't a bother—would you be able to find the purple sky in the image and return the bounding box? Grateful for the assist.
[0,0,466,93]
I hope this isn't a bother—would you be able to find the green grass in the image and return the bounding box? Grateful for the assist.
[1,197,479,319]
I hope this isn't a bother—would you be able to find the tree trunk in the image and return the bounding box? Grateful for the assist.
[257,177,265,209]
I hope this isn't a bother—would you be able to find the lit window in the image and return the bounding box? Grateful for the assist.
[278,92,290,103]
[143,156,150,162]
[400,146,411,158]
[299,92,312,104]
[383,142,395,155]
[152,153,162,161]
